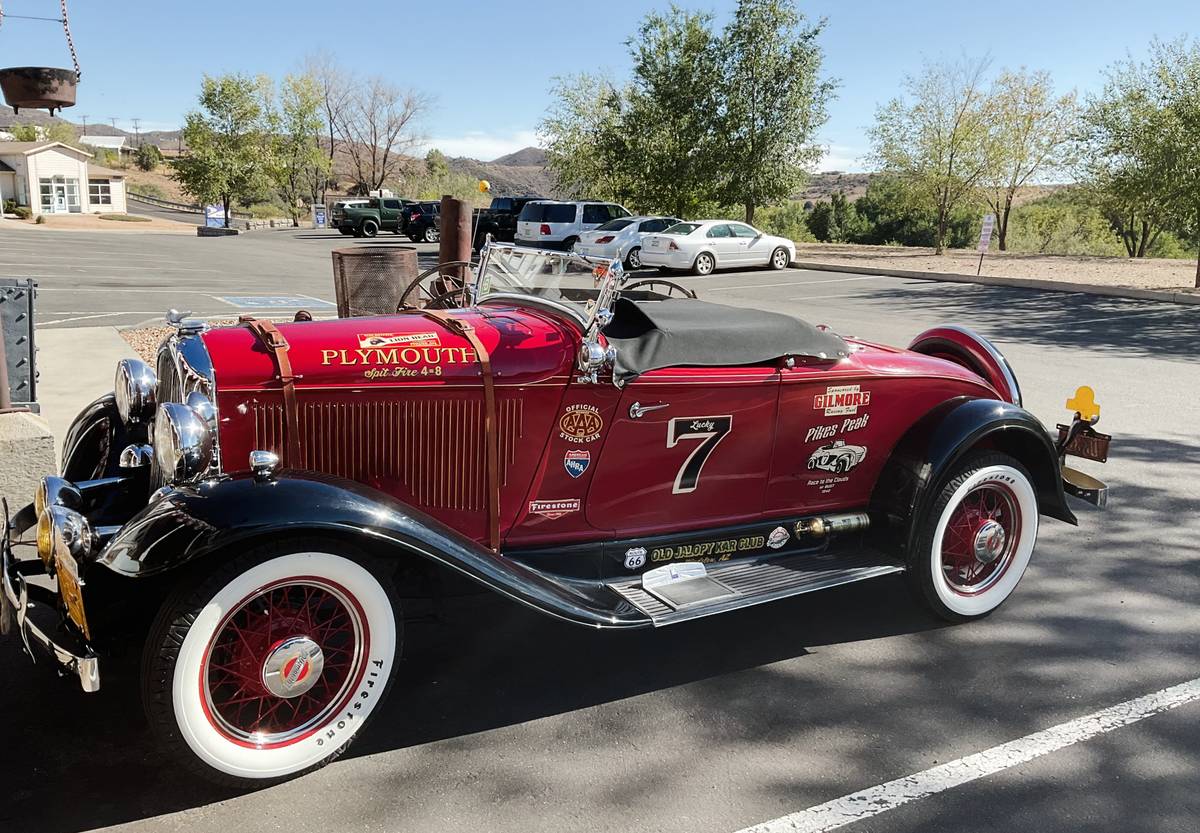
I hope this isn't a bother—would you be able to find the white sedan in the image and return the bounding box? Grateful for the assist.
[573,215,680,269]
[639,220,795,276]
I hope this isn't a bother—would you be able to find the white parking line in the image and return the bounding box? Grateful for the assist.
[734,675,1200,833]
[710,276,890,291]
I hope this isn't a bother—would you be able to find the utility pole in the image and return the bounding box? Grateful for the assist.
[131,118,141,148]
[108,116,118,132]
[80,114,89,134]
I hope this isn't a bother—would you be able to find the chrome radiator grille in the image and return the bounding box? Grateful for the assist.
[250,397,524,511]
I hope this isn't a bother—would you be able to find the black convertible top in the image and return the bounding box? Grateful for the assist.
[603,298,848,384]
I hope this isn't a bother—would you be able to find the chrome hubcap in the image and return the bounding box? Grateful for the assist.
[972,519,1007,565]
[261,636,325,698]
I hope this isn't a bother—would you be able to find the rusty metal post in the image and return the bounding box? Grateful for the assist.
[439,195,472,283]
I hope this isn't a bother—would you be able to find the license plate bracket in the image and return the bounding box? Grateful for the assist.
[1057,424,1111,463]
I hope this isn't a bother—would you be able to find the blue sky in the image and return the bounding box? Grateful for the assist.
[2,0,1195,169]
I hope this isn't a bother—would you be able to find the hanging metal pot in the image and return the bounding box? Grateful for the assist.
[0,66,77,114]
[0,0,81,115]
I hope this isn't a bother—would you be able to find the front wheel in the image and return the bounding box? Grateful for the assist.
[142,541,401,787]
[692,251,715,276]
[423,226,439,243]
[769,247,789,270]
[909,452,1039,622]
[361,220,379,238]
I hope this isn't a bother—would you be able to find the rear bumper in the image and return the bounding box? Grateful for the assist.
[575,243,624,261]
[514,236,572,251]
[1,500,100,693]
[639,247,693,269]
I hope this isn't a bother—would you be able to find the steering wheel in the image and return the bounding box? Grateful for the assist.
[397,260,473,311]
[621,278,698,300]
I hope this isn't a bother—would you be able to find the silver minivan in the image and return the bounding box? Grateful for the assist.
[514,200,631,250]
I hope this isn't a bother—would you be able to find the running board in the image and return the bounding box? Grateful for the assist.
[607,550,904,626]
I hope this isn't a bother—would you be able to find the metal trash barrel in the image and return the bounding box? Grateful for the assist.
[330,246,419,318]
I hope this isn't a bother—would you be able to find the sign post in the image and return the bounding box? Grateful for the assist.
[204,203,224,229]
[977,213,996,275]
[312,204,327,229]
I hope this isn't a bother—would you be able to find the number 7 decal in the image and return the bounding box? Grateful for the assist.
[666,416,733,494]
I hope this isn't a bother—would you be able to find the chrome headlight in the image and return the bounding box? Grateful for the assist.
[36,504,94,566]
[154,402,214,482]
[115,358,158,424]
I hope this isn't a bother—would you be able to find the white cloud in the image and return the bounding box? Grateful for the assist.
[420,129,541,162]
[815,143,868,173]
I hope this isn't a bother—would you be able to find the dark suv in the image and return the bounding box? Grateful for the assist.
[406,201,441,243]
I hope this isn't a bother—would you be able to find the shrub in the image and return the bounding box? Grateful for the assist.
[13,206,31,220]
[135,144,163,171]
[129,182,167,200]
[35,214,46,224]
[756,201,815,243]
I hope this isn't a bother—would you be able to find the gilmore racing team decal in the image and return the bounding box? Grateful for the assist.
[806,387,873,493]
[813,384,871,416]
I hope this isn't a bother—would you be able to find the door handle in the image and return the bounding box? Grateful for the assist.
[629,401,669,419]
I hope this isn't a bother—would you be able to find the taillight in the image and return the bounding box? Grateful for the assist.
[595,235,614,244]
[668,240,680,251]
[540,224,551,235]
[410,211,420,221]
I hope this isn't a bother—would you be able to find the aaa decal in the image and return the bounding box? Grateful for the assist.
[564,449,591,478]
[529,499,580,520]
[357,331,441,349]
[814,384,871,417]
[559,404,604,443]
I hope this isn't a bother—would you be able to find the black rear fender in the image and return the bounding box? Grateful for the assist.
[95,472,646,629]
[871,397,1075,557]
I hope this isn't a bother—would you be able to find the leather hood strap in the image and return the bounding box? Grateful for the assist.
[239,316,303,467]
[404,308,501,552]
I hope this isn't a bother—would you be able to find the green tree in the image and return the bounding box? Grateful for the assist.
[980,69,1077,250]
[135,143,163,171]
[9,121,78,145]
[425,148,449,179]
[805,192,863,242]
[540,73,632,202]
[273,73,329,226]
[172,74,275,227]
[869,57,993,253]
[717,0,833,224]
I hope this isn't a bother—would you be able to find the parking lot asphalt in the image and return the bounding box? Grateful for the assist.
[1,226,1198,833]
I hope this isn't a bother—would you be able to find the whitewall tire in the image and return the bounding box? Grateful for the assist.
[910,453,1039,622]
[143,542,400,787]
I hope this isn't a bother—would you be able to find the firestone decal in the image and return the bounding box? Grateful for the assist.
[807,441,867,474]
[804,413,870,443]
[624,547,648,570]
[559,404,604,443]
[564,449,591,478]
[529,499,581,520]
[357,331,441,349]
[814,384,871,417]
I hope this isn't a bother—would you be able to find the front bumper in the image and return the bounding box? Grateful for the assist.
[1,500,100,692]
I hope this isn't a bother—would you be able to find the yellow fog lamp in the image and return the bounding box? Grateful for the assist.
[34,477,82,564]
[46,505,96,640]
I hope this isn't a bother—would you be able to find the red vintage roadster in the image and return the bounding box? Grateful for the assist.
[1,245,1109,786]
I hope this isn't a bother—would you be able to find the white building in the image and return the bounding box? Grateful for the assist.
[79,134,128,153]
[0,141,128,216]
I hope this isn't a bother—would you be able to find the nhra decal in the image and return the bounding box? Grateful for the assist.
[624,547,648,571]
[814,384,871,417]
[357,331,441,349]
[564,449,591,478]
[804,413,870,443]
[529,499,581,520]
[806,441,867,474]
[559,404,604,443]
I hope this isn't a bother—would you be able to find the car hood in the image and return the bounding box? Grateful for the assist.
[203,305,577,392]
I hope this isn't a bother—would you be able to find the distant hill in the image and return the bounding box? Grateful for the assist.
[490,147,547,167]
[446,147,560,198]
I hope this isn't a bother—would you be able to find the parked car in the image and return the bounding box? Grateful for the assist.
[514,200,631,250]
[472,195,544,250]
[640,220,795,275]
[574,215,681,269]
[329,199,368,233]
[335,196,414,237]
[2,245,1111,787]
[406,201,441,243]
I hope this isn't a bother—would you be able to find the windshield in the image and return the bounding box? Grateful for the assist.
[663,222,700,235]
[475,245,621,327]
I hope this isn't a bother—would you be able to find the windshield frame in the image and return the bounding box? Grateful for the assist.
[472,242,624,333]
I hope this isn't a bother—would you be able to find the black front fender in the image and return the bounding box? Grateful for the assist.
[872,397,1076,556]
[96,472,648,629]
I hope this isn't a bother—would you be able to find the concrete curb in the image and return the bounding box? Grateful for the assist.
[790,261,1200,306]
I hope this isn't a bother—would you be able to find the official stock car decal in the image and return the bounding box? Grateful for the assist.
[564,449,591,478]
[814,384,871,417]
[807,441,868,474]
[357,332,441,349]
[559,404,604,443]
[529,499,581,520]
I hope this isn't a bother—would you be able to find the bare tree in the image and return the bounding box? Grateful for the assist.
[981,69,1077,250]
[303,52,353,201]
[334,77,429,194]
[870,57,993,253]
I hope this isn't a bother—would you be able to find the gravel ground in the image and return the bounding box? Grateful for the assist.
[793,242,1200,291]
[120,319,280,361]
[13,213,196,233]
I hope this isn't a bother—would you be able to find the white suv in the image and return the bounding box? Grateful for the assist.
[514,200,631,250]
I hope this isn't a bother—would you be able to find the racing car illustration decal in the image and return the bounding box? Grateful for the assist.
[807,440,868,473]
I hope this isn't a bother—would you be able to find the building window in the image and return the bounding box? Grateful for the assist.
[89,178,112,205]
[38,175,82,212]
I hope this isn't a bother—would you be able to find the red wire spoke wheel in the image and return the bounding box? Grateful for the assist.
[143,544,400,787]
[911,453,1039,622]
[201,578,369,748]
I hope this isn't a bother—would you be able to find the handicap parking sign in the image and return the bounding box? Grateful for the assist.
[220,295,335,309]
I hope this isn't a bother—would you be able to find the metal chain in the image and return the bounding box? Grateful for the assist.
[60,0,80,79]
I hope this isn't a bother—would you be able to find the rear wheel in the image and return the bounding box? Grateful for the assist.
[625,246,642,270]
[142,541,401,787]
[909,452,1039,622]
[692,251,715,276]
[422,226,439,243]
[361,220,379,238]
[563,236,579,252]
[769,247,789,270]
